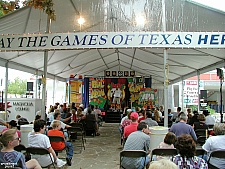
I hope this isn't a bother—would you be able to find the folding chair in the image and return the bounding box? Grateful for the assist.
[195,129,208,138]
[150,148,178,161]
[14,144,31,162]
[48,136,67,159]
[195,148,206,158]
[67,127,85,153]
[14,144,26,152]
[207,149,225,169]
[197,136,207,146]
[70,123,86,142]
[26,147,56,169]
[120,150,148,169]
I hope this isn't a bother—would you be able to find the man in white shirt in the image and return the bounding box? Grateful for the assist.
[113,86,122,105]
[28,119,66,167]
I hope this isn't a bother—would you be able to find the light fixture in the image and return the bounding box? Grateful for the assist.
[135,15,145,25]
[78,17,85,25]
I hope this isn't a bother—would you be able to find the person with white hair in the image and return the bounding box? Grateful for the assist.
[202,123,225,168]
[150,159,178,169]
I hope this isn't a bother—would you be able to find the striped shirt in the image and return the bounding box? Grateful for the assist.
[121,131,150,169]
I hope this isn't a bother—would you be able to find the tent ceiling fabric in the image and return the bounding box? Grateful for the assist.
[0,0,225,85]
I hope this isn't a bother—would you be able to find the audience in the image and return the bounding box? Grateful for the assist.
[28,119,66,167]
[202,123,225,168]
[1,120,21,137]
[172,134,208,169]
[122,122,150,169]
[170,112,197,141]
[48,120,74,166]
[0,129,41,169]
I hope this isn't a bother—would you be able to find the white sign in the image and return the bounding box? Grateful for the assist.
[1,32,225,51]
[183,80,202,105]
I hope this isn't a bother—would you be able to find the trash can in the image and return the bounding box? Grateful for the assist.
[149,126,169,150]
[20,124,33,147]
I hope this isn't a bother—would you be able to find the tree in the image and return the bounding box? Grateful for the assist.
[7,77,27,97]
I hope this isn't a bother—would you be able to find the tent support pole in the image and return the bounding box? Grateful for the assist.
[42,16,51,120]
[4,61,8,121]
[162,0,168,127]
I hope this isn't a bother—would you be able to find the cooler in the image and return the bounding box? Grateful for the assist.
[20,124,33,147]
[149,126,169,150]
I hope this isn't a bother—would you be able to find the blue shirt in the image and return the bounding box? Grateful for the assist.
[170,122,197,141]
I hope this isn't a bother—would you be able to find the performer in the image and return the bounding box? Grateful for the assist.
[113,86,122,109]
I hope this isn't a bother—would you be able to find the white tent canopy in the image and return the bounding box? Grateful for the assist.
[0,0,225,86]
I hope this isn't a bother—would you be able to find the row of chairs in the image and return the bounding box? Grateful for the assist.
[14,144,56,169]
[119,148,225,169]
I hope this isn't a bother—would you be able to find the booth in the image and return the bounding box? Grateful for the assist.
[4,98,42,122]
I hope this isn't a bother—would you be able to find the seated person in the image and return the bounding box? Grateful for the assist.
[48,121,74,166]
[1,120,21,137]
[122,122,151,169]
[193,114,208,131]
[0,129,41,169]
[16,114,29,125]
[85,108,98,135]
[150,159,178,169]
[141,111,158,127]
[51,111,71,138]
[28,119,66,167]
[202,123,225,168]
[123,112,139,138]
[171,134,207,168]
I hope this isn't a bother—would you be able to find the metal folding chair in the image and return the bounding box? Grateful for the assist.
[14,144,26,152]
[197,136,207,146]
[67,127,85,153]
[70,123,86,142]
[48,136,67,159]
[195,148,206,158]
[207,149,225,169]
[26,147,56,169]
[195,129,208,138]
[120,150,148,169]
[150,148,178,161]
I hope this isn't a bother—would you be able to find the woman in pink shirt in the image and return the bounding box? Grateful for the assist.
[2,120,21,138]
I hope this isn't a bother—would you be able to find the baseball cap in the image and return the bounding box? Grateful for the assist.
[130,112,139,119]
[79,104,84,108]
[127,109,132,113]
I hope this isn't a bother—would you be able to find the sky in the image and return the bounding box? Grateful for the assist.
[192,0,225,12]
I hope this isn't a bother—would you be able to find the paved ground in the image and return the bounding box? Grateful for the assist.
[65,123,122,169]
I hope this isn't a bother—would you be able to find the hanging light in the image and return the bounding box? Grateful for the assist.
[78,17,85,25]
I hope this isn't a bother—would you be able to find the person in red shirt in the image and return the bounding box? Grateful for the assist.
[48,121,74,166]
[124,112,139,138]
[138,109,146,123]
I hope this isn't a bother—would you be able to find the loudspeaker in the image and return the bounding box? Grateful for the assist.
[217,68,223,78]
[200,90,207,100]
[145,78,152,88]
[27,82,33,91]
